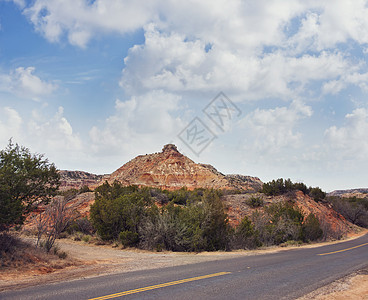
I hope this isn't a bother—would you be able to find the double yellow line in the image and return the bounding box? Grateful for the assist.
[89,271,231,300]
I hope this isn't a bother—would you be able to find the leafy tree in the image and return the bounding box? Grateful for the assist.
[0,140,60,231]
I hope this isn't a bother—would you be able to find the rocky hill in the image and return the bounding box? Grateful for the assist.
[58,170,103,191]
[59,144,261,191]
[26,144,361,239]
[83,144,263,191]
[328,188,368,199]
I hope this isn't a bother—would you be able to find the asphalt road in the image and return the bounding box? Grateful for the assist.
[2,234,368,300]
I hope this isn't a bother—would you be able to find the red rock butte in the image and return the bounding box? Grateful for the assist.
[102,144,262,191]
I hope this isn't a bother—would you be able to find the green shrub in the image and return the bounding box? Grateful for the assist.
[262,179,326,203]
[233,216,259,249]
[119,230,139,247]
[82,235,91,243]
[139,190,230,252]
[246,196,264,208]
[252,202,304,246]
[308,187,326,202]
[302,213,323,241]
[90,182,151,240]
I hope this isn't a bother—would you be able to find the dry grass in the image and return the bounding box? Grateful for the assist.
[0,233,78,280]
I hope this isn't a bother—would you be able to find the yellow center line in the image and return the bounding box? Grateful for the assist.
[88,271,231,300]
[318,242,368,256]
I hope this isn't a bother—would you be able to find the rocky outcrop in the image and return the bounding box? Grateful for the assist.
[225,174,263,191]
[103,144,261,191]
[58,170,103,191]
[328,189,368,199]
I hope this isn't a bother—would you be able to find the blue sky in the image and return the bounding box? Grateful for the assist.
[1,0,368,191]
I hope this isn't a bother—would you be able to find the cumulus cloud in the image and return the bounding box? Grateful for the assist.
[22,0,158,47]
[0,107,23,145]
[0,67,57,101]
[242,101,313,155]
[4,0,368,186]
[322,71,368,95]
[21,1,368,50]
[28,106,82,152]
[89,90,184,160]
[121,25,351,100]
[0,105,83,170]
[325,108,368,160]
[15,0,368,100]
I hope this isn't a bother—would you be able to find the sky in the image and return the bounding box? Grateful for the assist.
[1,0,368,192]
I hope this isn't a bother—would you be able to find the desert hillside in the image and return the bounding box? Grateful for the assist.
[53,144,361,239]
[60,144,262,191]
[328,188,368,199]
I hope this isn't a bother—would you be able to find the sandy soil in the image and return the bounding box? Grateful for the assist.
[298,269,368,300]
[1,229,367,297]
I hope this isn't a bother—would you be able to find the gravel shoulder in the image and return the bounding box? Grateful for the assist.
[298,268,368,300]
[1,229,367,297]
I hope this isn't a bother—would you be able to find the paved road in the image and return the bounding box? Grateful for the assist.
[2,234,368,300]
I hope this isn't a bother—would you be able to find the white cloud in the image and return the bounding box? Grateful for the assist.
[21,1,368,50]
[18,1,368,100]
[322,71,368,95]
[120,25,351,100]
[242,101,313,155]
[89,90,184,161]
[4,0,368,188]
[0,107,23,145]
[0,67,57,101]
[23,0,159,47]
[0,105,83,170]
[325,108,368,160]
[28,106,82,151]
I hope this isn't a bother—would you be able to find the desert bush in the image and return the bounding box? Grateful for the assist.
[308,187,326,202]
[119,230,139,247]
[82,235,91,243]
[90,182,151,242]
[252,202,304,246]
[0,232,20,255]
[246,196,264,208]
[232,216,259,249]
[36,195,75,252]
[139,205,192,251]
[302,213,323,241]
[139,190,230,252]
[261,178,326,202]
[65,218,95,235]
[327,196,368,228]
